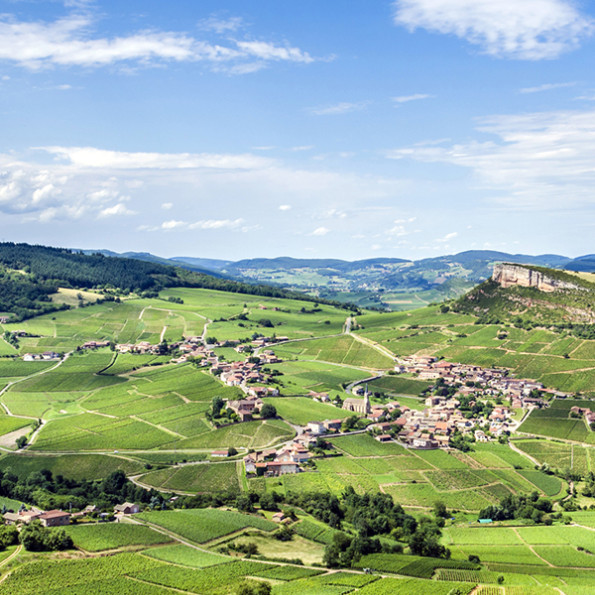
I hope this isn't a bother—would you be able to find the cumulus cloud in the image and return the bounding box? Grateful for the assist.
[392,0,594,60]
[310,101,369,116]
[387,108,595,209]
[98,203,136,217]
[278,204,292,211]
[0,13,317,72]
[311,226,330,236]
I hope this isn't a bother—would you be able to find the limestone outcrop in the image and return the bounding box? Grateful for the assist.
[492,263,579,293]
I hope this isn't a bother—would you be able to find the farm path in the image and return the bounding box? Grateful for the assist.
[508,441,541,467]
[129,415,186,439]
[160,325,167,343]
[512,527,554,567]
[0,351,73,418]
[200,318,212,345]
[349,331,396,362]
[0,544,22,582]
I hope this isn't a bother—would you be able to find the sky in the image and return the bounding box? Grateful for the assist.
[1,0,595,261]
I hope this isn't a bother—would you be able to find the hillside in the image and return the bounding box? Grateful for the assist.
[0,243,354,322]
[451,262,595,335]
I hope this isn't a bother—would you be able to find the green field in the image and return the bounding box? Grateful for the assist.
[274,335,395,369]
[62,522,171,551]
[136,508,276,543]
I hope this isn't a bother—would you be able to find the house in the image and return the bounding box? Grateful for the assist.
[266,461,299,476]
[324,419,343,432]
[39,510,70,527]
[376,434,392,443]
[307,421,326,435]
[114,502,140,515]
[244,454,257,474]
[211,450,229,458]
[3,508,42,524]
[272,512,287,523]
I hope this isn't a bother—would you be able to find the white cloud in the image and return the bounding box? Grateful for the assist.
[99,203,135,217]
[311,226,330,236]
[161,219,186,230]
[393,0,594,60]
[387,108,595,209]
[40,146,273,170]
[0,14,317,72]
[520,81,576,93]
[198,16,244,34]
[310,102,369,116]
[278,204,292,211]
[392,93,432,104]
[436,231,458,242]
[188,219,243,230]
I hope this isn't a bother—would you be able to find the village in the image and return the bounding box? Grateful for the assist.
[18,332,572,481]
[241,354,569,478]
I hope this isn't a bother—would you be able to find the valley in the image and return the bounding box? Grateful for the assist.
[0,250,595,593]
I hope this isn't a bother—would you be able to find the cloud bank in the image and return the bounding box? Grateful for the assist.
[393,0,594,59]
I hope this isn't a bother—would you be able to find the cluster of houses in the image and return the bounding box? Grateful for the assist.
[22,351,61,361]
[244,441,311,477]
[396,356,553,407]
[3,502,140,526]
[115,341,167,355]
[212,350,282,399]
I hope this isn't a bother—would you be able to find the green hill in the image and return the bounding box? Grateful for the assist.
[451,263,595,337]
[0,243,354,321]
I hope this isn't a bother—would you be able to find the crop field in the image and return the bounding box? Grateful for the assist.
[262,397,351,425]
[142,544,229,568]
[331,434,408,457]
[62,522,171,551]
[0,453,144,480]
[274,335,395,369]
[269,360,371,396]
[139,461,241,493]
[136,508,276,543]
[519,400,595,444]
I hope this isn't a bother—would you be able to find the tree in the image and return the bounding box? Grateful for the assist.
[16,436,27,449]
[260,404,277,419]
[433,501,448,518]
[236,581,271,595]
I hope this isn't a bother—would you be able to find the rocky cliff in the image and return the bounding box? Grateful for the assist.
[492,263,580,293]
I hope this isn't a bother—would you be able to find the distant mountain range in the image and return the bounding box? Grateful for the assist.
[85,249,595,311]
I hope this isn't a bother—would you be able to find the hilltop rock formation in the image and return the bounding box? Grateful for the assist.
[492,263,580,293]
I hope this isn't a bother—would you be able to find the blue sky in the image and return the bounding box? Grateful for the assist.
[1,0,595,260]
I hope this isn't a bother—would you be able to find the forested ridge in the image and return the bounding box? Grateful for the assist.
[0,243,356,321]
